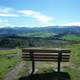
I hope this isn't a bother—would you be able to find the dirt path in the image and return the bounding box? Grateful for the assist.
[4,61,26,80]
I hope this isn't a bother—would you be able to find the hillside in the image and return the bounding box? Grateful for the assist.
[17,32,56,38]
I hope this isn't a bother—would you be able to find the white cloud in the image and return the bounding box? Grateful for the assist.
[0,13,18,17]
[61,22,80,26]
[0,19,8,27]
[0,7,55,27]
[0,19,28,28]
[19,10,54,23]
[0,19,14,27]
[0,7,19,17]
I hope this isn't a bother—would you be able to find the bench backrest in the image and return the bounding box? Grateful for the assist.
[22,48,71,62]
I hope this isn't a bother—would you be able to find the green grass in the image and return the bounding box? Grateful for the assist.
[64,67,80,80]
[0,48,21,79]
[64,44,80,64]
[0,48,20,55]
[0,58,17,78]
[63,35,80,41]
[63,44,80,80]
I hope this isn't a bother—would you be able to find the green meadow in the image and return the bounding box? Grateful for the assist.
[63,35,80,41]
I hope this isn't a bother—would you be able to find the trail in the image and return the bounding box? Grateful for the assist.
[4,61,26,80]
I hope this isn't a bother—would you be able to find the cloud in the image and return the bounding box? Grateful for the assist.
[61,22,80,26]
[0,13,19,17]
[0,19,29,28]
[19,10,54,23]
[0,19,9,27]
[0,19,14,27]
[0,7,55,27]
[0,7,19,17]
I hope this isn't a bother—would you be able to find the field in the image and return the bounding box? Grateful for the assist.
[17,32,55,38]
[63,35,80,41]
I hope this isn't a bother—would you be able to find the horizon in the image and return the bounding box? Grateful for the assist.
[0,0,80,27]
[0,25,80,29]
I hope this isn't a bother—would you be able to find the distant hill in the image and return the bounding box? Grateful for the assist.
[0,26,80,38]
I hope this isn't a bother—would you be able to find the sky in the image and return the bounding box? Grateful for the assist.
[0,0,80,27]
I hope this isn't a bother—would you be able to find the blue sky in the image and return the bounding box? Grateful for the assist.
[0,0,80,27]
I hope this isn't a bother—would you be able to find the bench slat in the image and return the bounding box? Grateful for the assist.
[22,48,71,53]
[22,55,70,59]
[22,58,69,62]
[22,56,70,60]
[22,53,70,55]
[22,53,70,58]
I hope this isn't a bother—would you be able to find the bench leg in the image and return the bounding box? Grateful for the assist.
[57,52,62,80]
[58,60,60,73]
[57,52,62,73]
[30,52,35,75]
[31,59,35,75]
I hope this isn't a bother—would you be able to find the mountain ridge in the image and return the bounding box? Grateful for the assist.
[0,26,80,36]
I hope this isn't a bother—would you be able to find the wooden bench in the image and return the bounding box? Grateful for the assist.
[22,48,71,74]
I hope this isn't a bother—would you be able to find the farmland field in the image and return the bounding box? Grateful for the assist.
[17,32,55,38]
[63,35,80,41]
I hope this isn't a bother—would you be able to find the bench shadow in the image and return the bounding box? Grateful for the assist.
[19,71,71,80]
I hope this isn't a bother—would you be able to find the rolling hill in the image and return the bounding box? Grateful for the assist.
[0,26,80,40]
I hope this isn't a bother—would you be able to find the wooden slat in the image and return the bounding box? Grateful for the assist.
[22,55,70,59]
[22,58,69,62]
[22,57,70,60]
[22,53,70,58]
[22,48,71,53]
[22,53,70,56]
[22,53,70,62]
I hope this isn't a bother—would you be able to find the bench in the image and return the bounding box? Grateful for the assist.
[22,48,71,74]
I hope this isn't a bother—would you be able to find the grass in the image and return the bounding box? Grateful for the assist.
[0,48,20,55]
[0,58,17,78]
[63,44,80,80]
[64,67,80,80]
[0,48,21,79]
[63,35,80,41]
